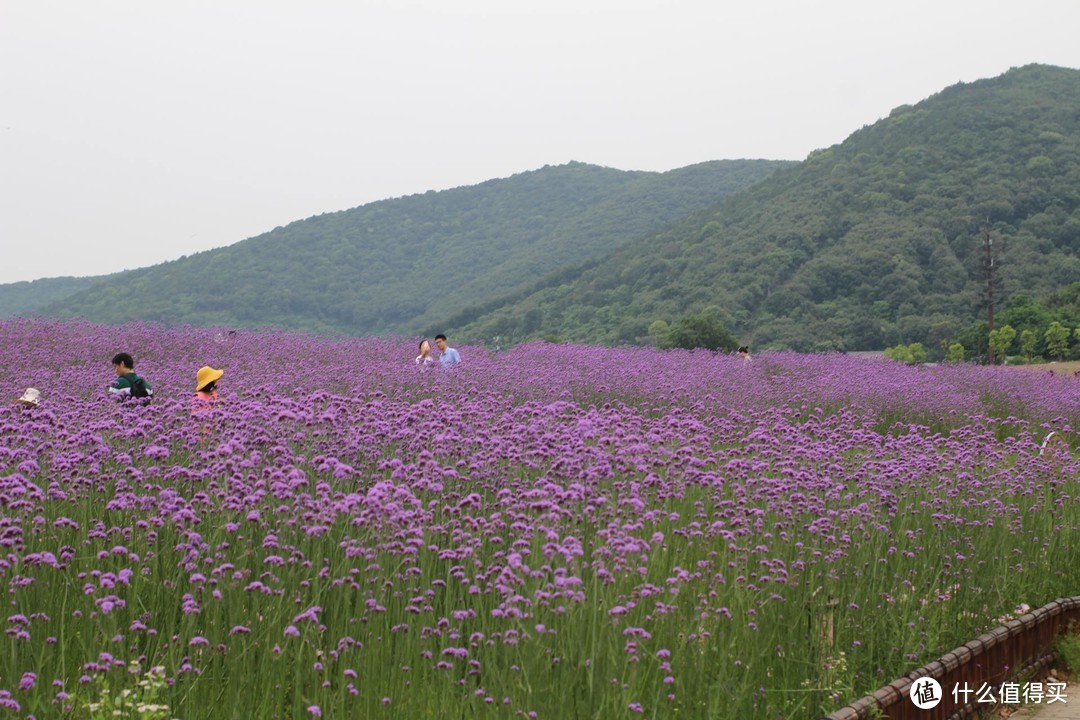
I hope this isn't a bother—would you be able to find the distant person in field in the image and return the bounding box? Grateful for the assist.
[108,353,153,400]
[435,334,461,368]
[192,366,224,415]
[415,339,434,367]
[738,346,752,363]
[15,388,41,408]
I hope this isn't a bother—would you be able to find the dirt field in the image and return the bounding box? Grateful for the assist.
[1014,360,1080,375]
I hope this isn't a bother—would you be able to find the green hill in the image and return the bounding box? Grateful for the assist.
[39,160,789,335]
[0,275,117,318]
[451,64,1080,352]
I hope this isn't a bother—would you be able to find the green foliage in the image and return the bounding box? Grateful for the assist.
[1045,321,1072,360]
[661,313,738,351]
[1019,329,1038,361]
[77,662,175,719]
[958,282,1080,362]
[1000,294,1054,336]
[945,342,966,362]
[457,64,1080,350]
[988,324,1017,364]
[0,274,118,317]
[884,342,927,364]
[1058,628,1080,674]
[1019,328,1036,360]
[646,319,670,346]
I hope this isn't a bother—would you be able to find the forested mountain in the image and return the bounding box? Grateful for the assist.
[36,160,789,335]
[451,64,1080,353]
[15,64,1080,355]
[0,275,117,318]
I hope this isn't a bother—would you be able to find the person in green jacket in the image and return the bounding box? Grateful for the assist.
[108,352,153,400]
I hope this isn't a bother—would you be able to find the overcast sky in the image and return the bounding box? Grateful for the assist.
[2,1,1078,285]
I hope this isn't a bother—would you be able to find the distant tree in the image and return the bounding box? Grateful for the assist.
[955,322,989,364]
[1000,295,1052,338]
[945,342,966,363]
[1019,329,1038,362]
[662,314,738,352]
[883,345,905,362]
[988,324,1016,364]
[647,320,670,346]
[1045,321,1071,360]
[908,342,927,364]
[884,342,927,364]
[521,308,544,336]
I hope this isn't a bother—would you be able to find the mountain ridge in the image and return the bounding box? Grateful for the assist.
[26,159,789,335]
[451,64,1080,352]
[7,64,1079,357]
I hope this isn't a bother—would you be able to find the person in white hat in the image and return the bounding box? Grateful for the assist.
[16,388,41,407]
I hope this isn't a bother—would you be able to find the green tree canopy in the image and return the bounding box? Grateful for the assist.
[1019,329,1038,361]
[1045,321,1071,360]
[662,314,739,352]
[988,325,1017,364]
[455,65,1080,352]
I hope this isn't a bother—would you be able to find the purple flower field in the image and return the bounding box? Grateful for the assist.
[1,319,1078,718]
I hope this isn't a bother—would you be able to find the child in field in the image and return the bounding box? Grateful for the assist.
[192,366,223,415]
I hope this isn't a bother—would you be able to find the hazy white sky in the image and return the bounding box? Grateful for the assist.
[2,0,1078,284]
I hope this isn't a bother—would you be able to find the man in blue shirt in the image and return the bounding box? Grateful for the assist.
[435,334,461,368]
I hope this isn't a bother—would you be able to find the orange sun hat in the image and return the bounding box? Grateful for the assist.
[196,366,224,392]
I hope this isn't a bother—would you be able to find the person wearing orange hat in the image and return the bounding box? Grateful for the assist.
[192,366,224,416]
